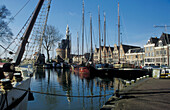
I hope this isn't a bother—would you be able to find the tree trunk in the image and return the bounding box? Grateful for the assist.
[47,49,50,62]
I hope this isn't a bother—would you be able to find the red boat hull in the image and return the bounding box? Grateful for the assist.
[74,67,90,74]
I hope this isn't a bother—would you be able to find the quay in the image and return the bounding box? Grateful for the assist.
[101,78,170,110]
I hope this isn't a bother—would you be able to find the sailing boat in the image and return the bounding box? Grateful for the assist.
[93,3,151,78]
[0,0,47,109]
[74,0,91,74]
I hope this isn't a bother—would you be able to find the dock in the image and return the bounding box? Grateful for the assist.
[101,78,170,110]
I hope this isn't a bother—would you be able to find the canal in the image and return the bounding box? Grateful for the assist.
[27,69,117,110]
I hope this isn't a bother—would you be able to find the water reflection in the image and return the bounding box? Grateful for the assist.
[28,69,117,110]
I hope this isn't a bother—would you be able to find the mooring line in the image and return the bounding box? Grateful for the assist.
[12,87,113,98]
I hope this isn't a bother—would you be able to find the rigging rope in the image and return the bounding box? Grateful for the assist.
[0,11,34,57]
[0,0,31,32]
[12,87,113,98]
[0,0,51,64]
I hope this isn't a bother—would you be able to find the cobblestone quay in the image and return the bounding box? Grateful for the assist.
[101,78,170,110]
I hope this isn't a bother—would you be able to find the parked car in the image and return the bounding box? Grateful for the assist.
[160,65,169,68]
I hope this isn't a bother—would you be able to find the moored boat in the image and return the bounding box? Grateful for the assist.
[0,0,47,109]
[74,66,90,74]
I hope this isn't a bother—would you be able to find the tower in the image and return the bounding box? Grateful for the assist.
[65,24,71,61]
[56,25,71,62]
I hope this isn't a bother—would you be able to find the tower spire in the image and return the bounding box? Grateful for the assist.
[66,24,70,39]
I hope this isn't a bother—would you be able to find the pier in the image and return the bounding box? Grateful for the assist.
[101,78,170,110]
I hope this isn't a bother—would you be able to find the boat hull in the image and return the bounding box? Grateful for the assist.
[94,68,151,80]
[0,77,31,110]
[74,67,90,74]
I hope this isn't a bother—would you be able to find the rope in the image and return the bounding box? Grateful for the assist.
[12,87,113,98]
[0,0,31,32]
[0,11,34,57]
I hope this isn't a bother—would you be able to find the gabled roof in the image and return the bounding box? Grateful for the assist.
[101,46,110,51]
[95,46,114,52]
[149,37,159,44]
[157,33,170,46]
[110,47,114,51]
[95,48,99,52]
[130,48,144,53]
[122,44,140,53]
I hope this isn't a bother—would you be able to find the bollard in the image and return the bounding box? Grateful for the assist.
[126,81,131,86]
[143,76,146,78]
[140,77,143,80]
[146,75,149,78]
[115,89,120,97]
[136,78,140,81]
[131,80,135,84]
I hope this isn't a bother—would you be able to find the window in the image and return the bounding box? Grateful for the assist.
[156,58,160,62]
[152,52,154,56]
[145,53,148,57]
[146,47,149,51]
[158,40,163,47]
[164,50,166,55]
[160,51,163,55]
[140,55,143,59]
[136,55,138,58]
[150,47,153,51]
[156,51,159,55]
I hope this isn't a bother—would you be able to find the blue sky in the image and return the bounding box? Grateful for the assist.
[1,0,170,55]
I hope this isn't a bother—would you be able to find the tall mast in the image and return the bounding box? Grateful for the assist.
[90,13,93,55]
[77,32,79,64]
[104,12,106,64]
[98,5,101,63]
[118,2,120,64]
[82,0,84,64]
[104,12,106,47]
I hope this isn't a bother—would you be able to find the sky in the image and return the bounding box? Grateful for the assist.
[1,0,170,55]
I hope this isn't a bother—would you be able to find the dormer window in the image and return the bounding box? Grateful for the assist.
[128,49,131,53]
[147,40,150,44]
[158,40,163,47]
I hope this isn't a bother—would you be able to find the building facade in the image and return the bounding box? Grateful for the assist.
[144,33,170,66]
[125,48,145,66]
[93,44,140,64]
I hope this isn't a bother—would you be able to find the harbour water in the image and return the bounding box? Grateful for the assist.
[27,69,116,110]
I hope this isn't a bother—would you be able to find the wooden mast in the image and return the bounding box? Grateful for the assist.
[104,12,106,64]
[104,12,106,47]
[77,32,79,65]
[82,0,84,64]
[90,13,93,63]
[14,0,44,66]
[118,2,120,64]
[90,13,93,56]
[98,5,101,64]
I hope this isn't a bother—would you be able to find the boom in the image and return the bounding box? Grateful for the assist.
[14,0,44,66]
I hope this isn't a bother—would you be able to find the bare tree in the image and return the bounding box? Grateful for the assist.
[0,5,13,42]
[43,25,62,62]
